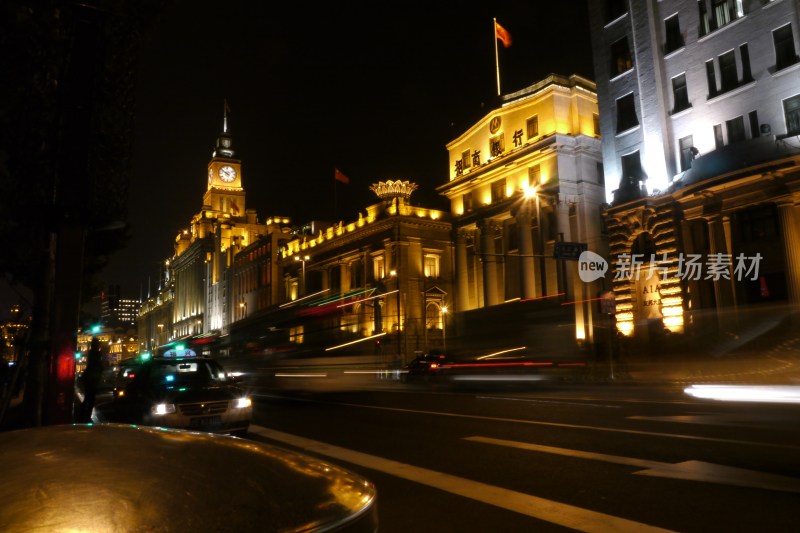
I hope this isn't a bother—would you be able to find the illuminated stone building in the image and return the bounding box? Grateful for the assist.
[437,74,606,351]
[588,0,800,341]
[229,181,452,363]
[139,111,281,349]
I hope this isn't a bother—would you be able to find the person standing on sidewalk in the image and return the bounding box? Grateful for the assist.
[80,337,104,423]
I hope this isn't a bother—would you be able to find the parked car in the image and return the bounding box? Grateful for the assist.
[94,354,252,436]
[0,424,378,532]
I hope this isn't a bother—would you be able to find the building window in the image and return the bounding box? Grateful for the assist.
[713,0,732,27]
[606,0,627,22]
[705,59,717,97]
[491,179,506,202]
[461,150,471,170]
[610,37,633,76]
[593,113,600,136]
[424,254,440,279]
[526,116,539,139]
[664,14,684,54]
[773,24,799,71]
[489,135,505,157]
[462,193,473,213]
[616,93,638,133]
[597,161,605,185]
[740,43,752,82]
[373,254,385,280]
[726,116,746,143]
[784,94,800,136]
[699,0,710,36]
[289,325,304,344]
[528,165,541,187]
[671,73,690,113]
[621,152,643,182]
[679,135,695,171]
[748,110,760,138]
[719,50,738,92]
[714,124,724,148]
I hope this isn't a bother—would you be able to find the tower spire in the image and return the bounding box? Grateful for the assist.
[213,99,234,158]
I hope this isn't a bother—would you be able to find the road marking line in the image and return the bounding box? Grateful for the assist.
[249,425,674,533]
[467,436,800,493]
[254,394,800,450]
[477,395,622,408]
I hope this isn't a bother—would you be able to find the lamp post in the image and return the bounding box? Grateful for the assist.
[441,305,448,355]
[295,255,310,296]
[390,269,401,364]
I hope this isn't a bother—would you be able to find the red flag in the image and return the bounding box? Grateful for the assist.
[334,168,350,184]
[495,21,512,48]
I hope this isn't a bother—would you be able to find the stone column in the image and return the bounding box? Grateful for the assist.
[515,205,536,300]
[479,218,501,307]
[706,216,736,330]
[778,201,800,306]
[455,230,471,311]
[556,200,573,300]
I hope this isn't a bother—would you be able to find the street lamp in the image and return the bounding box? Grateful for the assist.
[441,305,448,355]
[390,269,401,363]
[295,255,310,296]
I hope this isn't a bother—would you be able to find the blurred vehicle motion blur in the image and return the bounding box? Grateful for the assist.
[94,350,252,436]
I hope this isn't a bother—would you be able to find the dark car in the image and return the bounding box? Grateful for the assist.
[401,351,454,382]
[94,355,252,435]
[0,424,378,532]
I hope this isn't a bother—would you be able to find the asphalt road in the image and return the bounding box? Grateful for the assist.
[245,379,800,533]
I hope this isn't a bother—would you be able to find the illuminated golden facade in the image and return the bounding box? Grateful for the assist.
[438,74,606,349]
[139,110,277,349]
[228,183,453,363]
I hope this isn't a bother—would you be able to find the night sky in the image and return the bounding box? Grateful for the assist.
[102,1,595,298]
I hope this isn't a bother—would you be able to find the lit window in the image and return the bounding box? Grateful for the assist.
[526,116,539,139]
[373,254,385,280]
[462,193,473,213]
[528,165,541,187]
[491,179,506,202]
[424,254,440,278]
[610,37,633,76]
[461,149,471,170]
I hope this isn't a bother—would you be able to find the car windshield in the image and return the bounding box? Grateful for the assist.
[146,359,228,388]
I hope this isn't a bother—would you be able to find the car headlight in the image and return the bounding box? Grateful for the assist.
[151,403,176,415]
[234,397,252,409]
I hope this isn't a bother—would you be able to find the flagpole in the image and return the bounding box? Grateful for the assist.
[493,18,501,96]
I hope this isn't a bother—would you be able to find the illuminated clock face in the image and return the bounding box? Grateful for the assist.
[219,165,237,183]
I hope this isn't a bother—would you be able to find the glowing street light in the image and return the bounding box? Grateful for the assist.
[295,255,310,296]
[442,305,448,355]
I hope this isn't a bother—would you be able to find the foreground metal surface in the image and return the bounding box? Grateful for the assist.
[0,424,377,532]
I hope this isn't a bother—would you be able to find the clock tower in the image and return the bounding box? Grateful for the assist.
[204,102,245,217]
